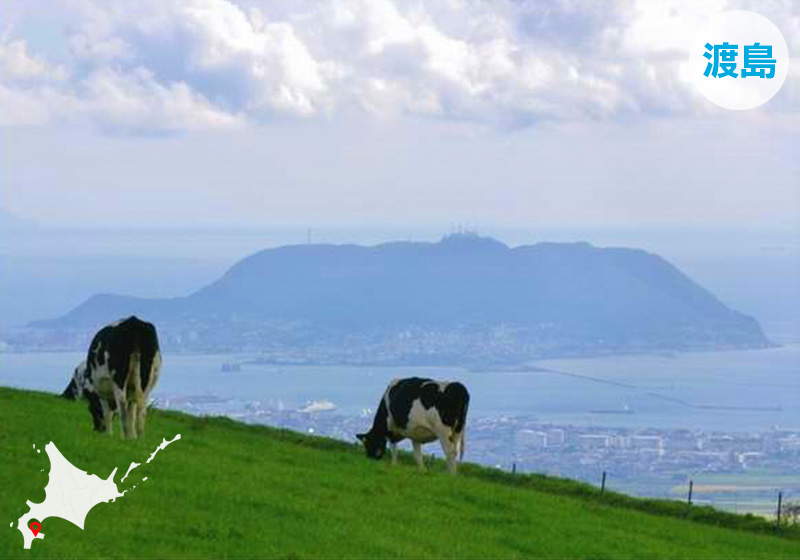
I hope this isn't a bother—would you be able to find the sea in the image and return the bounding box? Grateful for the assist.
[2,345,799,433]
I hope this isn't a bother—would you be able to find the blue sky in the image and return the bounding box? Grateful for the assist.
[0,0,797,229]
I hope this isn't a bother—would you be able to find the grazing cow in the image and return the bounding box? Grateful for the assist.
[357,377,469,474]
[62,316,161,439]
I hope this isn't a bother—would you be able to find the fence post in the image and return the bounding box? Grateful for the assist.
[687,480,693,506]
[776,491,782,531]
[512,462,516,475]
[601,471,607,495]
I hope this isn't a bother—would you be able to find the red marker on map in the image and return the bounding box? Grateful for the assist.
[29,522,40,536]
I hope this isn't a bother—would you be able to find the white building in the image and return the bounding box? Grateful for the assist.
[545,428,565,446]
[578,434,610,449]
[515,429,547,449]
[779,437,800,452]
[631,435,663,450]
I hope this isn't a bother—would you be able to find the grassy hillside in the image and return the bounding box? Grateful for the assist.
[1,387,798,559]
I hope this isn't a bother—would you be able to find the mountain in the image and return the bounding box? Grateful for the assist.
[33,234,769,361]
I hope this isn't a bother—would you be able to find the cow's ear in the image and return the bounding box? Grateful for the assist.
[356,433,366,442]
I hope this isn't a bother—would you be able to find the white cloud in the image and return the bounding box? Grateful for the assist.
[0,37,67,81]
[0,36,75,125]
[69,0,332,117]
[80,67,245,133]
[0,0,796,133]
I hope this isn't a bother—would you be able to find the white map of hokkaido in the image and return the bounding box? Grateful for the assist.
[15,435,180,550]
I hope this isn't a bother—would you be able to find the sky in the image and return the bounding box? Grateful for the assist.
[0,0,798,230]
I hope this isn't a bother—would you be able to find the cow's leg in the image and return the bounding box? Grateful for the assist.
[135,382,149,438]
[412,441,426,471]
[127,351,144,439]
[440,436,458,475]
[390,442,398,465]
[112,385,128,439]
[136,401,146,439]
[101,399,114,434]
[138,381,155,438]
[126,399,138,440]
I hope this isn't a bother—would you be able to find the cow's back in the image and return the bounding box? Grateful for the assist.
[87,316,160,391]
[438,382,469,434]
[386,377,469,434]
[385,377,428,429]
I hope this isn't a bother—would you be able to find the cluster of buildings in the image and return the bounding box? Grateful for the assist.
[469,416,800,479]
[2,322,672,362]
[466,417,800,514]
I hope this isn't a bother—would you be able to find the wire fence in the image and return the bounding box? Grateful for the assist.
[501,461,798,529]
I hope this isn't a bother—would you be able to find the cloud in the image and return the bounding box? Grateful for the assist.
[0,0,796,133]
[80,67,246,133]
[0,32,245,130]
[0,37,67,81]
[68,0,331,118]
[0,37,74,126]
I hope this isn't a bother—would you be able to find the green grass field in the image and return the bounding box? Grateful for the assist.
[1,387,799,559]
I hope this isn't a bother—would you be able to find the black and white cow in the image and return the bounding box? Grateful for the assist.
[357,377,469,474]
[62,316,161,439]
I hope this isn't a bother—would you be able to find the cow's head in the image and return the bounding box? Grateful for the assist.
[84,389,107,432]
[61,378,79,400]
[61,362,86,400]
[356,431,386,460]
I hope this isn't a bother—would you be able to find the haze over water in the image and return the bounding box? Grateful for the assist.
[4,345,798,433]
